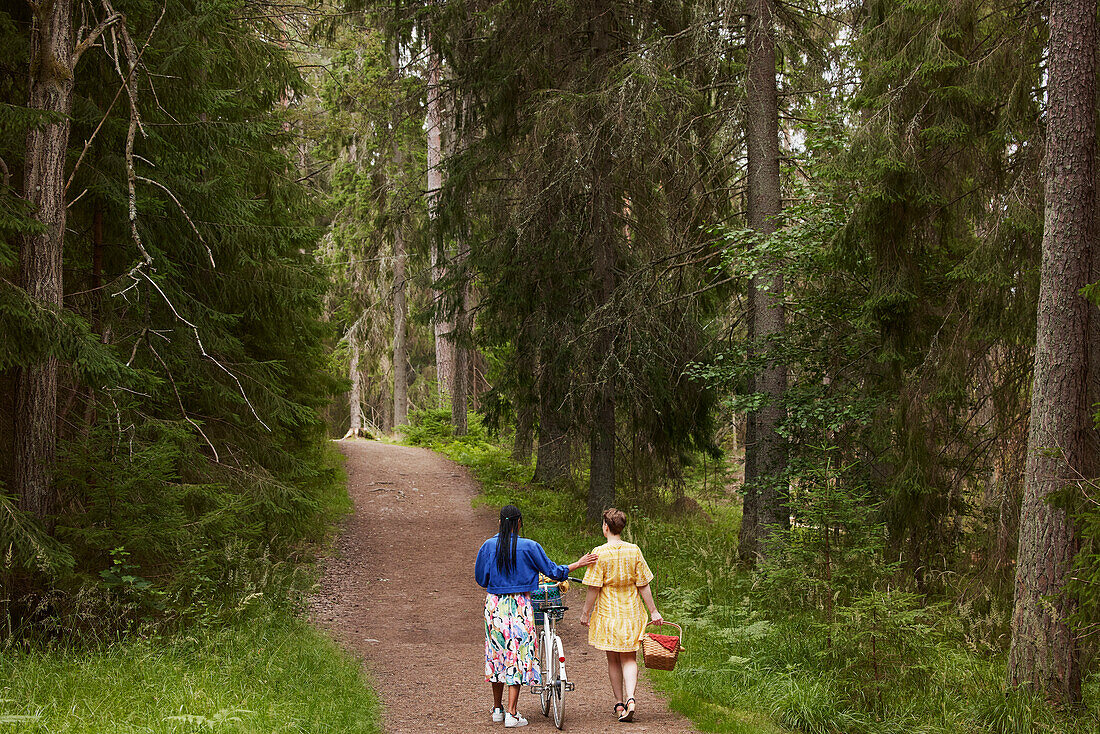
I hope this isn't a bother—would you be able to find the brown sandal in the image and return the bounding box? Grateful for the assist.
[620,698,636,722]
[614,702,626,720]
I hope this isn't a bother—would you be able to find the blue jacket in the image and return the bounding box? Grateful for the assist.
[475,534,570,594]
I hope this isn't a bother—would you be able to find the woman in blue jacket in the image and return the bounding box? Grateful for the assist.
[475,504,598,728]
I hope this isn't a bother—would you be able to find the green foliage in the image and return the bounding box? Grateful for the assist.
[1,0,344,631]
[0,610,382,733]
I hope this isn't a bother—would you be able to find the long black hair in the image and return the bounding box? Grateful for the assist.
[496,505,522,574]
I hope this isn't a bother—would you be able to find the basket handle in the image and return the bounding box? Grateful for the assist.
[644,621,684,647]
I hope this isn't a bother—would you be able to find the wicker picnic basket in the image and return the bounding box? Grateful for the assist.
[641,622,684,671]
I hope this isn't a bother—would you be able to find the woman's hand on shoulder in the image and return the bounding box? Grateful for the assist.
[568,552,598,571]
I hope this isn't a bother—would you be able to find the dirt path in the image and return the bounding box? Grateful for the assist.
[311,439,700,734]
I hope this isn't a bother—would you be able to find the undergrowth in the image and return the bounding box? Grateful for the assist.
[0,443,381,733]
[403,407,1100,734]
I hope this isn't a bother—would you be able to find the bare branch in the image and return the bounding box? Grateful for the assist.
[64,3,166,195]
[148,341,220,462]
[136,175,215,267]
[72,10,122,65]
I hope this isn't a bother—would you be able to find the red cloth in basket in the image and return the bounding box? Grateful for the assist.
[646,633,680,652]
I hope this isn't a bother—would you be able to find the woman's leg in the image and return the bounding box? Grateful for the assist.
[507,684,521,715]
[621,651,639,703]
[605,650,624,703]
[492,681,505,710]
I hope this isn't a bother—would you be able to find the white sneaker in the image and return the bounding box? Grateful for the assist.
[491,708,505,723]
[504,712,528,728]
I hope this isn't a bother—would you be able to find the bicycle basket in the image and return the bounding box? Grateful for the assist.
[532,582,565,626]
[531,583,563,612]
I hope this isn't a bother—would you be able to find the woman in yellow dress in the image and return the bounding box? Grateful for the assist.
[579,508,663,723]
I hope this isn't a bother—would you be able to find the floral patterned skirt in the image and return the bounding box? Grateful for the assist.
[484,592,541,685]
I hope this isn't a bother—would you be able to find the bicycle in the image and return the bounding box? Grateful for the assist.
[529,576,583,729]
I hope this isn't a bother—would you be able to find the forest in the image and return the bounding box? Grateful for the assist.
[1,0,1099,730]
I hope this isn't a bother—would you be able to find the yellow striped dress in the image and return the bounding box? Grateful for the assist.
[582,541,655,652]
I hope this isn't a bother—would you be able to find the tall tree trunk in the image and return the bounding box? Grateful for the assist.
[534,353,571,487]
[391,86,409,430]
[380,340,395,433]
[585,2,617,523]
[587,227,616,520]
[347,331,363,437]
[738,399,760,560]
[426,44,454,399]
[447,98,469,436]
[16,0,77,520]
[513,402,534,464]
[392,193,408,430]
[1007,0,1095,703]
[740,0,788,560]
[512,341,536,464]
[451,279,469,435]
[588,376,615,521]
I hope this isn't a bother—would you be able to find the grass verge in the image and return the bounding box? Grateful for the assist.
[0,611,380,733]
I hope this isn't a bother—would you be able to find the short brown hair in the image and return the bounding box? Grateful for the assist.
[602,508,627,534]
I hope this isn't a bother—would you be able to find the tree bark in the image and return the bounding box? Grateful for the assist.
[587,215,616,520]
[451,279,469,435]
[16,0,77,520]
[392,194,408,430]
[584,2,617,523]
[513,399,535,464]
[588,377,616,521]
[738,396,760,560]
[380,338,394,433]
[534,354,571,487]
[348,331,363,437]
[390,82,409,430]
[426,43,454,399]
[1007,0,1095,704]
[446,97,469,436]
[739,0,788,561]
[512,342,536,464]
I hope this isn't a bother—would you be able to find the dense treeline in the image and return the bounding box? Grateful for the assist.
[1,0,340,629]
[316,0,1100,712]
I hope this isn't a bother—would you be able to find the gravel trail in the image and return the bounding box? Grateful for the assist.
[312,439,700,734]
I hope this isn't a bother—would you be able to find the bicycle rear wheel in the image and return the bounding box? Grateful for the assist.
[551,635,566,729]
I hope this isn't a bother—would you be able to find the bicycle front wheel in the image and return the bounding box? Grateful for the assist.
[551,635,566,729]
[540,628,552,717]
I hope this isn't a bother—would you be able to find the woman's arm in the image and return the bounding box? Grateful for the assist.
[638,584,663,624]
[531,542,598,580]
[580,585,601,627]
